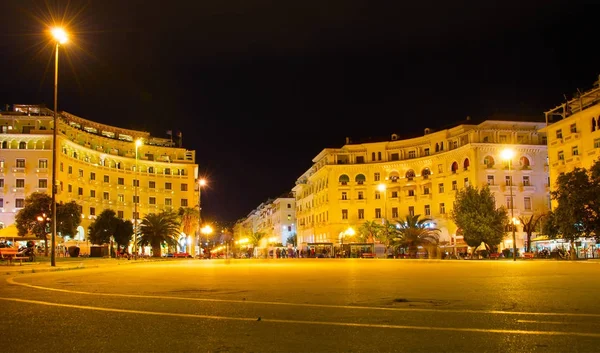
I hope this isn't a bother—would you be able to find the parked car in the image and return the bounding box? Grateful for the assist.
[173,252,192,258]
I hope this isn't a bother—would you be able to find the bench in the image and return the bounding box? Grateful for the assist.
[0,248,28,265]
[523,252,535,259]
[489,253,502,259]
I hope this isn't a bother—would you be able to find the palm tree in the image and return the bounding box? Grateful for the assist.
[358,220,381,243]
[138,211,181,257]
[178,207,199,236]
[395,214,440,257]
[376,219,401,256]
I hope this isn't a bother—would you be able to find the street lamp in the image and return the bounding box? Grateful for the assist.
[377,183,387,221]
[196,178,207,256]
[50,27,68,267]
[340,226,355,258]
[501,148,517,261]
[201,224,213,256]
[133,138,143,255]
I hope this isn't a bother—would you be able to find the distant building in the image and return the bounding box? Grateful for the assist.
[0,104,198,252]
[292,119,549,255]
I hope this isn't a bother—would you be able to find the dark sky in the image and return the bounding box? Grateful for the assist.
[0,0,598,224]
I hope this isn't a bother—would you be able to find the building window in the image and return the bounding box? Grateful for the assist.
[341,192,347,200]
[342,209,348,220]
[464,178,469,187]
[524,197,532,210]
[133,179,139,187]
[78,187,83,196]
[570,123,577,133]
[148,167,154,174]
[165,182,172,190]
[452,180,457,190]
[165,198,172,206]
[181,183,188,191]
[68,184,72,193]
[424,148,430,156]
[38,159,48,168]
[287,214,292,220]
[16,179,25,188]
[371,152,376,161]
[117,211,124,218]
[103,175,109,183]
[408,189,415,196]
[505,175,512,186]
[391,207,398,218]
[439,203,446,214]
[78,169,84,178]
[181,199,188,207]
[39,179,48,188]
[487,175,494,185]
[506,196,513,209]
[90,190,96,198]
[357,191,364,200]
[523,176,530,186]
[377,152,382,161]
[438,164,443,173]
[149,197,156,205]
[556,129,562,139]
[424,204,431,216]
[60,162,63,172]
[356,156,365,164]
[391,191,398,198]
[423,187,430,195]
[133,195,139,203]
[358,209,364,220]
[15,159,25,168]
[133,212,139,219]
[439,183,444,193]
[390,153,399,161]
[103,192,109,200]
[0,179,3,187]
[0,198,3,207]
[374,172,380,181]
[149,181,156,188]
[375,191,381,200]
[68,166,72,174]
[118,177,124,185]
[90,207,96,216]
[408,206,415,216]
[15,198,25,208]
[572,145,579,156]
[375,208,381,218]
[90,172,96,180]
[118,194,124,202]
[164,168,171,175]
[595,138,600,149]
[287,203,291,208]
[557,150,564,160]
[288,226,292,232]
[408,151,416,158]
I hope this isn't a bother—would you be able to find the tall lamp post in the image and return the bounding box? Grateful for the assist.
[378,183,387,221]
[201,225,213,257]
[501,148,517,262]
[196,179,206,256]
[133,138,143,255]
[50,27,68,267]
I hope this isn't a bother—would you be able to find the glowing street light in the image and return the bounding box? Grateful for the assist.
[133,138,143,255]
[196,178,207,255]
[49,26,69,267]
[378,183,387,220]
[501,148,517,261]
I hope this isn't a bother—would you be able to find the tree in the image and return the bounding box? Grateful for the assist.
[178,207,199,236]
[375,219,400,256]
[519,212,545,253]
[113,219,134,250]
[249,231,265,247]
[358,220,381,243]
[286,233,297,246]
[451,186,508,248]
[395,215,440,256]
[88,209,120,245]
[14,192,82,256]
[138,211,181,257]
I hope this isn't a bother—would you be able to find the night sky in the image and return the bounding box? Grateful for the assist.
[0,0,598,224]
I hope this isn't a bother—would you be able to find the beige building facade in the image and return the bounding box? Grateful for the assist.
[0,105,198,248]
[292,120,549,253]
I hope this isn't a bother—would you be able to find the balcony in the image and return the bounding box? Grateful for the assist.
[36,168,49,174]
[12,167,26,173]
[550,138,563,147]
[564,133,580,142]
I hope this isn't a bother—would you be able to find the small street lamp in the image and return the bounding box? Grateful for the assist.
[377,183,387,221]
[501,148,517,261]
[196,179,207,255]
[133,138,143,256]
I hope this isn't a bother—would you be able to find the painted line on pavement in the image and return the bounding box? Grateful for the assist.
[7,277,600,319]
[517,320,575,325]
[0,296,598,338]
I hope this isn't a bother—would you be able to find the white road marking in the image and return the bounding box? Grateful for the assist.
[7,277,600,318]
[0,296,598,338]
[517,320,573,325]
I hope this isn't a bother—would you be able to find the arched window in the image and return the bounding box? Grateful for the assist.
[422,168,431,179]
[377,152,382,161]
[593,117,597,132]
[520,156,530,168]
[1,141,6,149]
[435,143,439,152]
[463,158,470,170]
[405,169,415,180]
[355,174,366,185]
[19,141,26,149]
[451,161,459,173]
[339,174,350,185]
[371,152,376,161]
[483,155,495,167]
[389,171,400,182]
[440,142,444,151]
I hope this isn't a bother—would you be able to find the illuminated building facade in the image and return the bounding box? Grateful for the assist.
[0,105,198,244]
[292,119,549,253]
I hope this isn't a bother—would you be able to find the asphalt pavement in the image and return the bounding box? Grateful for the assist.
[1,259,599,353]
